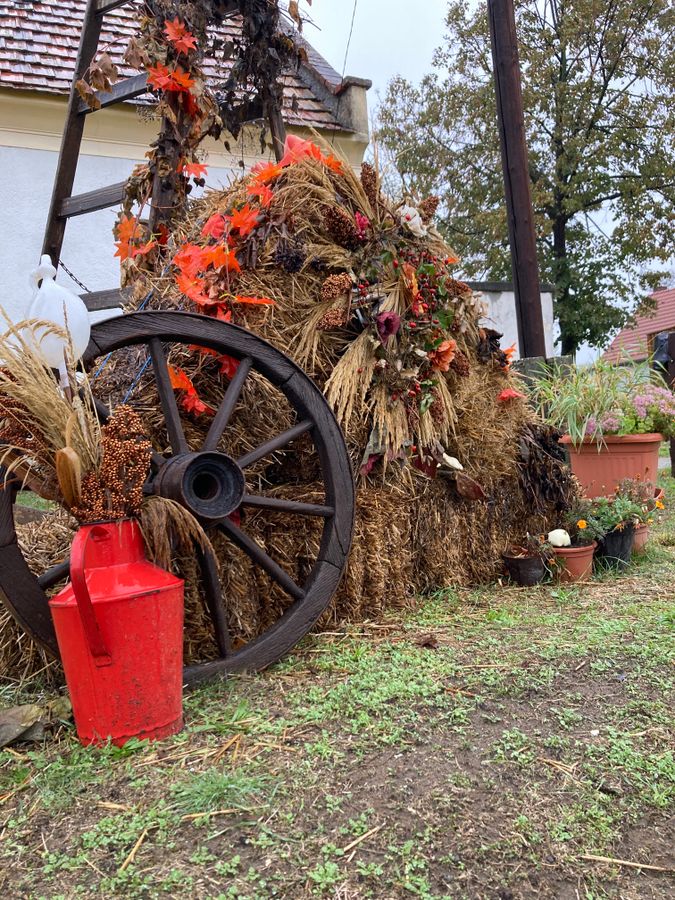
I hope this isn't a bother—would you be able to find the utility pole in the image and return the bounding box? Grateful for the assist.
[487,0,547,359]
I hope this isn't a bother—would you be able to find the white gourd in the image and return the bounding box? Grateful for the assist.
[548,529,571,547]
[25,255,91,372]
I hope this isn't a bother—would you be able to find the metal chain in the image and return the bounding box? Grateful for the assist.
[57,259,91,294]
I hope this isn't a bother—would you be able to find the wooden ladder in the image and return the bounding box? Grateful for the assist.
[42,0,285,311]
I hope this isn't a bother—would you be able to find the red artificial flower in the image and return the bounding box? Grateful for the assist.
[163,18,198,55]
[201,213,227,239]
[497,387,526,402]
[427,339,457,372]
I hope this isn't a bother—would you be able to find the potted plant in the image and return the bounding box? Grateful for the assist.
[591,495,641,569]
[547,500,604,582]
[530,360,675,497]
[615,478,664,553]
[503,534,554,586]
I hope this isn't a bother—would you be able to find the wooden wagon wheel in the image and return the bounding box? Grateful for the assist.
[0,311,354,685]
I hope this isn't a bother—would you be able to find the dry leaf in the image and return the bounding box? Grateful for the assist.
[454,472,486,501]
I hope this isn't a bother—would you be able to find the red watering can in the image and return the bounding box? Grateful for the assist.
[49,519,184,746]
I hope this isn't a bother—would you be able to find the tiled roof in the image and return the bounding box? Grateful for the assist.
[0,0,354,131]
[603,288,675,363]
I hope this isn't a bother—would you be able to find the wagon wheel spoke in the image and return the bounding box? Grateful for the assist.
[217,517,305,600]
[37,558,70,590]
[147,338,188,455]
[202,356,253,452]
[196,545,232,657]
[240,495,334,517]
[236,419,313,470]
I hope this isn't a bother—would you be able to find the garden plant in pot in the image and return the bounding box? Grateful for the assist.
[547,500,604,583]
[591,494,642,570]
[0,318,210,746]
[615,478,665,553]
[530,359,675,497]
[503,534,555,586]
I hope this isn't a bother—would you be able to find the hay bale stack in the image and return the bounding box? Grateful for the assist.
[3,142,574,678]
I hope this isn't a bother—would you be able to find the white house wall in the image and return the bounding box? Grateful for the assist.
[479,289,556,359]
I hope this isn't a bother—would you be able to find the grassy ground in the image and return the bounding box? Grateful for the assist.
[1,477,674,899]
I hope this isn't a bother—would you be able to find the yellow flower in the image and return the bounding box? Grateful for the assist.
[655,499,665,510]
[577,519,588,529]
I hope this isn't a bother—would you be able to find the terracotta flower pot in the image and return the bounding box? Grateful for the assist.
[596,524,635,570]
[502,554,546,586]
[560,433,663,498]
[632,523,649,554]
[554,541,597,582]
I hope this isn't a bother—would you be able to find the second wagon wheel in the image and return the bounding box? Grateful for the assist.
[0,310,354,684]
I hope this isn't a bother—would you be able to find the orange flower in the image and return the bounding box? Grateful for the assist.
[655,499,665,510]
[427,339,457,372]
[577,519,588,529]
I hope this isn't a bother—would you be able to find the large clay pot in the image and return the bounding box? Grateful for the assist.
[560,434,663,498]
[632,523,649,554]
[554,542,597,582]
[596,524,635,570]
[502,554,546,586]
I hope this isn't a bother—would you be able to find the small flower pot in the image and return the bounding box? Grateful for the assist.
[560,433,663,498]
[554,542,597,582]
[596,524,635,570]
[632,523,649,554]
[502,554,546,586]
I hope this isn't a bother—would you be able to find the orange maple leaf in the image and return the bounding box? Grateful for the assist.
[173,243,206,278]
[216,307,232,323]
[322,153,343,174]
[179,160,208,178]
[168,67,195,92]
[147,63,173,91]
[250,160,284,184]
[163,18,198,54]
[203,245,241,272]
[168,365,194,392]
[233,295,275,306]
[246,182,274,207]
[114,240,133,261]
[226,204,259,237]
[131,239,157,258]
[116,214,140,243]
[201,214,226,239]
[175,271,211,304]
[181,391,215,417]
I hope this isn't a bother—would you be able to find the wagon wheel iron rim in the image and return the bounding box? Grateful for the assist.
[0,311,355,684]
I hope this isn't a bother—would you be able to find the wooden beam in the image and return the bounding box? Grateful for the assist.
[58,181,127,217]
[80,288,131,311]
[77,73,149,114]
[487,0,546,359]
[668,332,675,473]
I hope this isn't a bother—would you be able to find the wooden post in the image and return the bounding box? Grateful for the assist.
[487,0,546,359]
[668,332,675,474]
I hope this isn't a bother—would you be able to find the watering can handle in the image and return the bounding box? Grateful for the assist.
[70,527,113,667]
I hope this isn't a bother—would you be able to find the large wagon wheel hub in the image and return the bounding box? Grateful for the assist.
[154,452,246,523]
[0,311,354,683]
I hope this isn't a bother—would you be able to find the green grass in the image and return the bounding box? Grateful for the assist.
[0,477,673,898]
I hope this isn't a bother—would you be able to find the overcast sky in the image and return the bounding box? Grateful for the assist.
[298,1,448,116]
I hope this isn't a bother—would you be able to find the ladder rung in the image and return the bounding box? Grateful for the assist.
[96,0,131,13]
[58,182,127,218]
[81,288,130,311]
[78,73,150,114]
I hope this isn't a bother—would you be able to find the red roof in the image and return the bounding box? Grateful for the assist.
[0,0,363,131]
[603,288,675,363]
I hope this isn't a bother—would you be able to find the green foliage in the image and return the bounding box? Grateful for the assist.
[376,0,675,354]
[591,495,642,533]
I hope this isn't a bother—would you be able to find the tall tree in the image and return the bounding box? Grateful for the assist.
[376,0,675,355]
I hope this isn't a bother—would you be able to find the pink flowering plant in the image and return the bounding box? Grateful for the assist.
[531,358,675,445]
